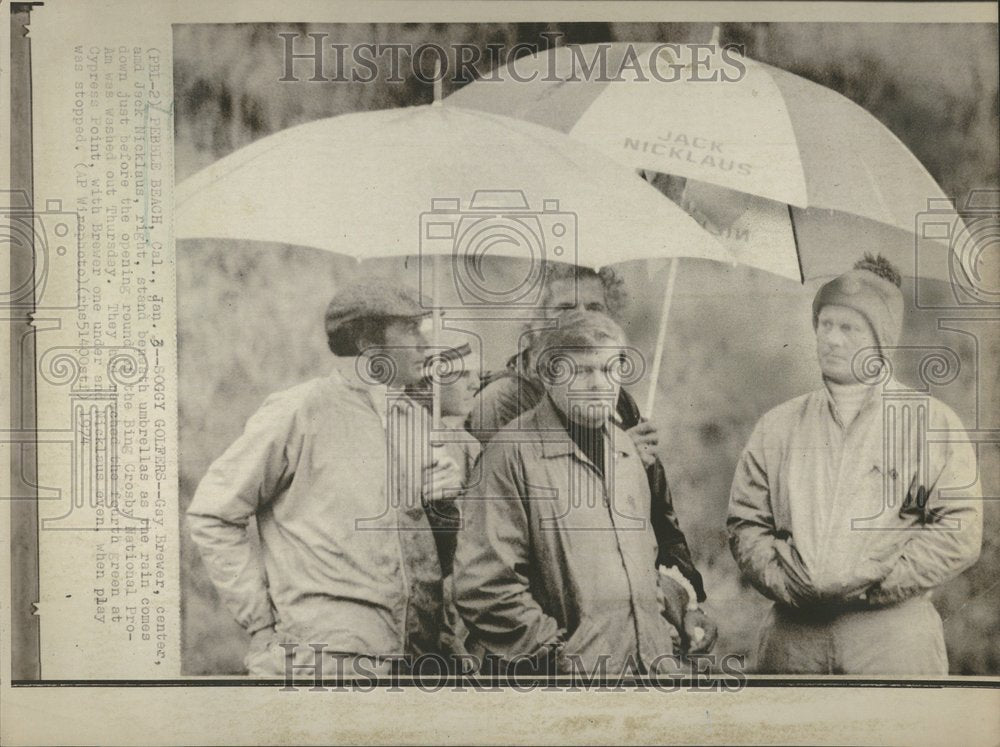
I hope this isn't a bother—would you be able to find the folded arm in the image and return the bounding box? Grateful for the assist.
[727,426,817,608]
[868,430,983,606]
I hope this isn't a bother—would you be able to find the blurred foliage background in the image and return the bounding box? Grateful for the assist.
[173,22,999,675]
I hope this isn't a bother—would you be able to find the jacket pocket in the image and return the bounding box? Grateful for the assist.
[558,617,615,675]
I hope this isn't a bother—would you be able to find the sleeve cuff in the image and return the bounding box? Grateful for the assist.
[245,610,277,635]
[658,565,700,611]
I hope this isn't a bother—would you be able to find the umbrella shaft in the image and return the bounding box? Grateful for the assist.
[644,258,679,415]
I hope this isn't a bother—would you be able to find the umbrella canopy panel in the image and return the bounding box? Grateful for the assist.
[445,43,954,236]
[681,180,956,283]
[175,104,732,272]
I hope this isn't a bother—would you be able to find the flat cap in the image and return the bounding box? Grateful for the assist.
[324,280,431,337]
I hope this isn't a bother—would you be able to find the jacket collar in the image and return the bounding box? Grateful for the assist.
[329,357,421,427]
[531,395,632,466]
[819,374,897,428]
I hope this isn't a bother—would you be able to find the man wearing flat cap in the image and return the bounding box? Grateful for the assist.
[187,280,463,676]
[728,254,982,674]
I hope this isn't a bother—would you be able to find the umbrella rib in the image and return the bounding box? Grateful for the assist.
[764,62,812,208]
[788,204,805,285]
[858,157,895,226]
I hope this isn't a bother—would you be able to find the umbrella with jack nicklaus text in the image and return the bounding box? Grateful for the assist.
[445,38,971,410]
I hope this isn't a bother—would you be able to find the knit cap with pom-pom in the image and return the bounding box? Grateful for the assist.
[812,254,904,353]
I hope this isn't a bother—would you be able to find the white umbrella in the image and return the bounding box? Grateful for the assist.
[176,104,730,268]
[446,40,962,409]
[176,104,733,419]
[445,41,954,241]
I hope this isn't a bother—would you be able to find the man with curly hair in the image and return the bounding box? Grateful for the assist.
[468,262,716,654]
[728,255,982,674]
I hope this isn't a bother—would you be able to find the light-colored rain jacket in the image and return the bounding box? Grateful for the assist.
[187,365,445,657]
[454,396,676,674]
[728,378,982,609]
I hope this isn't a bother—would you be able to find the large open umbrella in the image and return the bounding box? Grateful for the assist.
[445,41,953,242]
[175,103,729,266]
[176,103,732,421]
[446,40,962,409]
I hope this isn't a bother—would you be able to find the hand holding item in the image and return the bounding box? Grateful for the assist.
[657,565,697,633]
[682,607,719,654]
[627,420,660,467]
[657,568,690,632]
[658,566,716,654]
[422,446,463,503]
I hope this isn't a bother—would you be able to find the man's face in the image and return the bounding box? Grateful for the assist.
[378,317,431,388]
[816,305,877,385]
[542,276,608,320]
[439,359,481,418]
[542,348,623,427]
